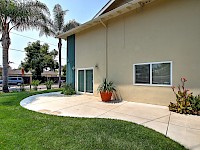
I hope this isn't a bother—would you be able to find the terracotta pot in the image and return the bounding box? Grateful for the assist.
[100,92,112,102]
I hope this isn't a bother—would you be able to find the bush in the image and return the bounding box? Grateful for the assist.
[31,80,41,91]
[169,78,200,115]
[61,84,76,95]
[45,80,54,90]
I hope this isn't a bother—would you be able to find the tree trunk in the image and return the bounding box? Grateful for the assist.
[58,38,62,88]
[1,23,10,92]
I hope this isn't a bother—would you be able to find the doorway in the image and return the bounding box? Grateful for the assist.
[77,68,93,93]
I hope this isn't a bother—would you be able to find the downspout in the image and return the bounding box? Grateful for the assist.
[99,19,108,79]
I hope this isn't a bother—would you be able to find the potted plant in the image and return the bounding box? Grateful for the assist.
[97,78,116,102]
[45,80,54,90]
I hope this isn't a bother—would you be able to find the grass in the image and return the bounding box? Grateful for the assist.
[0,90,186,150]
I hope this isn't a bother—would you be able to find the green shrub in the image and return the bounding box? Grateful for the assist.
[31,80,41,91]
[45,80,54,90]
[189,95,200,115]
[169,78,200,115]
[61,84,76,95]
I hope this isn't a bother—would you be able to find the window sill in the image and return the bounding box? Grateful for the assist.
[133,83,172,87]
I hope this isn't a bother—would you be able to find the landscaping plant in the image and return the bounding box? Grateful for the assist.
[45,80,54,90]
[61,84,76,95]
[31,80,41,91]
[169,78,200,115]
[97,78,116,93]
[97,78,116,102]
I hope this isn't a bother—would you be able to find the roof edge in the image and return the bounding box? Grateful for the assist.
[93,0,116,19]
[58,0,156,39]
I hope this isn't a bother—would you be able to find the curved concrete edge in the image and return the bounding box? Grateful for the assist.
[20,92,61,107]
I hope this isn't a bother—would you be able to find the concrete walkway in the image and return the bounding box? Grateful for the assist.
[20,92,200,150]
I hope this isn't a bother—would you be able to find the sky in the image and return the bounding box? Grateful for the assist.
[0,0,109,69]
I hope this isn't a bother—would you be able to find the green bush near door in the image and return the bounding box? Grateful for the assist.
[61,84,76,95]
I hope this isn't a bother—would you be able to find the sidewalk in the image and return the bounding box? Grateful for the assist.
[20,92,200,150]
[0,84,59,92]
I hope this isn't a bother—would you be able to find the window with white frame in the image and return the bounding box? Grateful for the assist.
[134,61,172,86]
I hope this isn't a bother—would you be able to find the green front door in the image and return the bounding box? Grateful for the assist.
[78,69,93,93]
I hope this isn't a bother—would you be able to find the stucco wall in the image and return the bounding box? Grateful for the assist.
[75,24,107,94]
[75,0,200,106]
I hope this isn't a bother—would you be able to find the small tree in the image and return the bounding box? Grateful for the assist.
[21,41,58,80]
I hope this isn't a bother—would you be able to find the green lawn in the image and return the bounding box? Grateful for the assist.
[0,90,186,150]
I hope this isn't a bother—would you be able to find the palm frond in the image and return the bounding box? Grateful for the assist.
[53,4,68,33]
[25,0,50,16]
[0,0,50,36]
[63,19,80,32]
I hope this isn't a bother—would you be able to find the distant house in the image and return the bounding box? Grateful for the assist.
[58,0,200,106]
[42,71,58,77]
[8,69,32,77]
[8,69,59,83]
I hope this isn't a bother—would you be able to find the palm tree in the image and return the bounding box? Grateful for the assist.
[63,19,80,32]
[41,4,80,88]
[0,0,50,92]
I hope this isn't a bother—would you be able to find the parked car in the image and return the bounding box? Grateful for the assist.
[0,77,24,85]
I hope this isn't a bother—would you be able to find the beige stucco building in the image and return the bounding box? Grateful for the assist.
[59,0,200,106]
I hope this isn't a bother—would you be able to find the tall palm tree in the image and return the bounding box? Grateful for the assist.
[41,4,80,88]
[0,0,50,92]
[63,19,80,32]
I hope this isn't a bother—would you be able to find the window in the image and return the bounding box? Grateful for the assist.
[134,61,172,86]
[10,78,17,80]
[135,64,150,84]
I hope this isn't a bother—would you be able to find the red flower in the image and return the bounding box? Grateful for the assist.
[181,77,187,82]
[171,86,175,91]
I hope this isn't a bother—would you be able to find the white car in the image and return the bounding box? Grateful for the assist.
[0,77,24,85]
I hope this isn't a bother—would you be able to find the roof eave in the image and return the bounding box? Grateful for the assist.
[93,0,116,19]
[58,0,155,40]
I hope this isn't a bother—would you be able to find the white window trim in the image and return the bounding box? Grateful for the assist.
[77,67,94,94]
[133,61,172,87]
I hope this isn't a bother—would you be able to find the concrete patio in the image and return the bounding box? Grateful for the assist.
[20,92,200,150]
